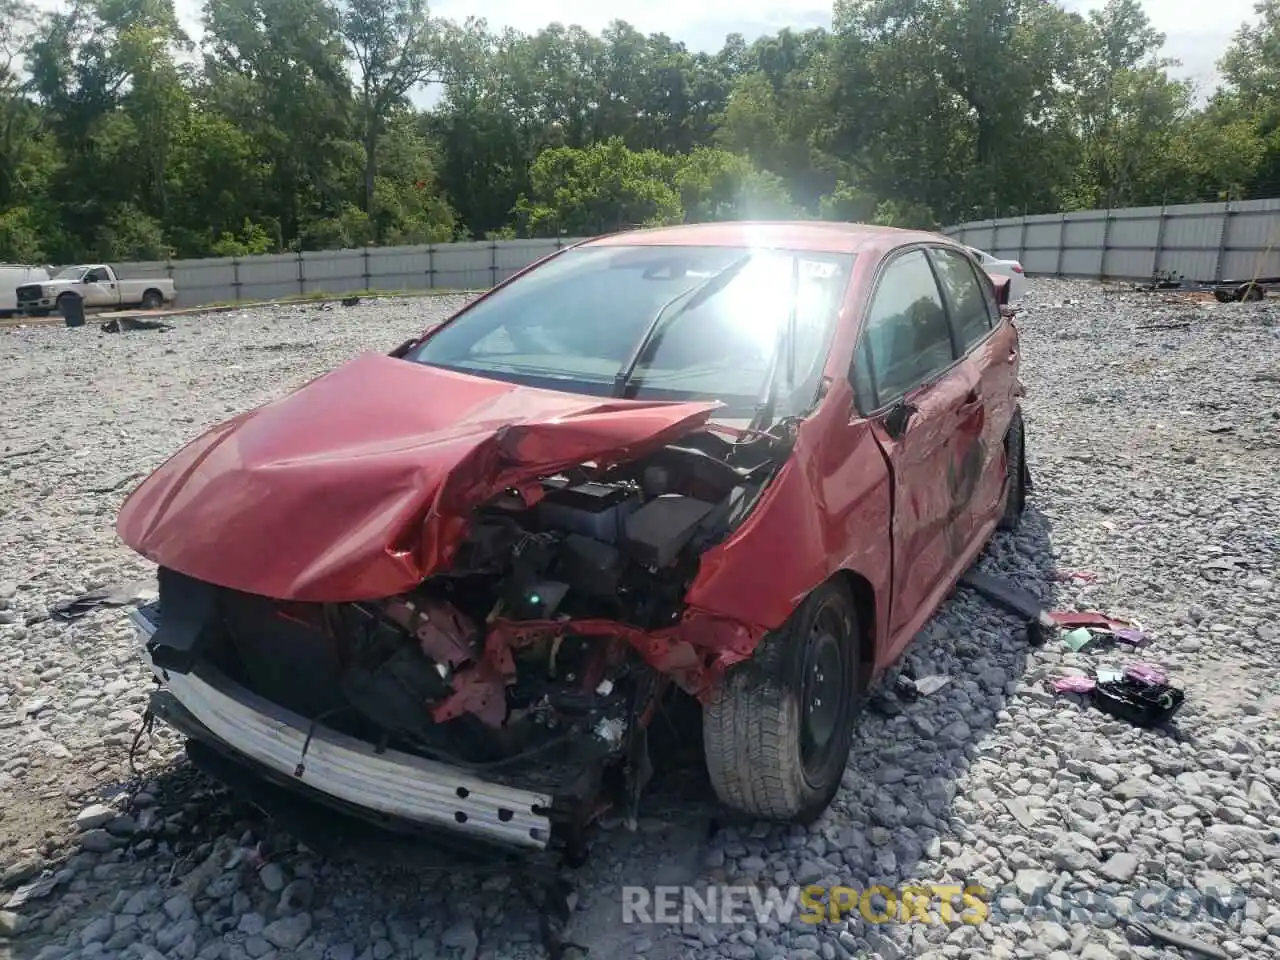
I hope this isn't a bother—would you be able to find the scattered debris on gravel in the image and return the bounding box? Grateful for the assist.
[2,283,1278,960]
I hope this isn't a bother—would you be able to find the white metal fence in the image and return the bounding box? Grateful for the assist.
[105,198,1280,309]
[111,238,589,308]
[942,197,1280,283]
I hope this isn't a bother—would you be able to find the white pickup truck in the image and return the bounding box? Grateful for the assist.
[16,264,177,315]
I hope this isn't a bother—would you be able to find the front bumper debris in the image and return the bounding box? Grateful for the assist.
[130,606,555,850]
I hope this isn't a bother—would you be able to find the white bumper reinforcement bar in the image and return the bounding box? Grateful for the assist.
[130,607,554,849]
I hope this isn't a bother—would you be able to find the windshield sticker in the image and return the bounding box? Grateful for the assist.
[799,260,840,279]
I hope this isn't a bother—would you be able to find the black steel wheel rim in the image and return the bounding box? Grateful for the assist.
[800,603,849,783]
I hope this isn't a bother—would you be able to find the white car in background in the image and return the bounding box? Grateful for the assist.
[966,247,1028,303]
[0,264,53,317]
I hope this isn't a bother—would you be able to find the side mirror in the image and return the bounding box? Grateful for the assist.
[882,400,917,440]
[389,338,419,358]
[988,274,1011,307]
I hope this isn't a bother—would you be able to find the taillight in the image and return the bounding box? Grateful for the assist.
[1012,264,1024,274]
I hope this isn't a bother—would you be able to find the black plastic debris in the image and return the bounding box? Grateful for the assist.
[1092,677,1185,728]
[101,317,173,333]
[36,580,158,623]
[1119,917,1229,959]
[958,568,1053,647]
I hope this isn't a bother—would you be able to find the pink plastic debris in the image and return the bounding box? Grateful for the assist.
[1123,663,1168,686]
[1053,675,1097,694]
[1049,611,1133,632]
[1113,627,1146,645]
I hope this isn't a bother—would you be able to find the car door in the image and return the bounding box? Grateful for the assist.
[82,268,116,306]
[850,247,980,645]
[927,245,1020,544]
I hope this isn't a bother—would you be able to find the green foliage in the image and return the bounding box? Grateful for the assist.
[210,220,275,257]
[674,148,796,221]
[97,202,168,260]
[817,182,876,223]
[515,138,684,235]
[1,0,1278,263]
[298,202,376,250]
[0,206,47,261]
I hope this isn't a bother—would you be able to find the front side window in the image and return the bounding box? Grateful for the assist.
[408,245,855,418]
[929,247,994,351]
[855,249,955,406]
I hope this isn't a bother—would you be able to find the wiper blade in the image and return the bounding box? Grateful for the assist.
[612,253,755,399]
[626,361,740,386]
[748,257,802,432]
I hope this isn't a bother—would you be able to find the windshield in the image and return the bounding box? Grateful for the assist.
[407,245,855,417]
[54,266,87,280]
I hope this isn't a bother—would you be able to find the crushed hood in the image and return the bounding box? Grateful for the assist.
[117,353,719,601]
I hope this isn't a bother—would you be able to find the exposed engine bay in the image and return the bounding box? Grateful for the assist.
[451,427,776,627]
[145,426,788,840]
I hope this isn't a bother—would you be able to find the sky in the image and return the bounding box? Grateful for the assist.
[25,0,1262,99]
[419,0,1258,96]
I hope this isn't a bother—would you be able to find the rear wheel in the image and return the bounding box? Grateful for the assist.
[703,581,861,824]
[141,289,164,310]
[998,405,1027,531]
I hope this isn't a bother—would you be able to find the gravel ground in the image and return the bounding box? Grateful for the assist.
[1,280,1279,960]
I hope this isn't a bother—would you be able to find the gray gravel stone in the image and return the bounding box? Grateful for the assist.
[78,828,116,852]
[163,892,194,922]
[74,803,117,831]
[258,863,286,893]
[238,913,266,936]
[262,913,313,950]
[1099,852,1139,882]
[79,916,113,945]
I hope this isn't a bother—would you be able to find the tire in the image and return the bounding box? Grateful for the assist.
[998,405,1027,532]
[141,289,164,310]
[1239,282,1264,302]
[703,581,861,824]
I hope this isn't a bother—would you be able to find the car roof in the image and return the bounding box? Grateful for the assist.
[580,221,953,256]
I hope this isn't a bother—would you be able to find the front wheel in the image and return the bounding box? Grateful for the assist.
[998,405,1028,531]
[702,581,861,824]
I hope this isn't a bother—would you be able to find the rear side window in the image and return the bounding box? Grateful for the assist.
[856,249,955,406]
[929,247,994,351]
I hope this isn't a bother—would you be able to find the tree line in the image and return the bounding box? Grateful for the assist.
[1,0,1279,263]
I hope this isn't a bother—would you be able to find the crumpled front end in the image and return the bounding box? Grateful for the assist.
[119,352,794,845]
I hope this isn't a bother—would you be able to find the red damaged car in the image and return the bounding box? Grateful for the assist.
[117,222,1028,854]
